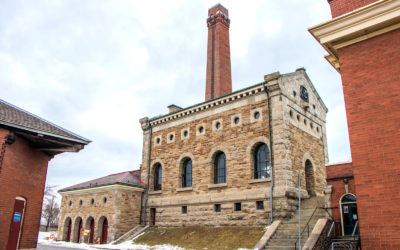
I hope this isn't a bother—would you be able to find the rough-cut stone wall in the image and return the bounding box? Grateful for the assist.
[289,124,327,196]
[140,72,328,227]
[58,187,143,243]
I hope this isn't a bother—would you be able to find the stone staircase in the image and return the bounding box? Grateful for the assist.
[112,224,149,245]
[264,197,328,250]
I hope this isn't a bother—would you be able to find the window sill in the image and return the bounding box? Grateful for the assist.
[177,187,193,192]
[149,190,162,195]
[208,183,228,189]
[248,177,271,184]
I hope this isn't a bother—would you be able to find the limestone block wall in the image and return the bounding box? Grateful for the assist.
[58,186,143,243]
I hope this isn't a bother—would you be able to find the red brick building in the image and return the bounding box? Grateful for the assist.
[0,99,90,250]
[310,0,400,248]
[326,162,357,236]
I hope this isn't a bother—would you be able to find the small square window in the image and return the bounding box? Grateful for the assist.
[256,201,264,210]
[215,204,221,212]
[182,206,187,214]
[234,202,241,211]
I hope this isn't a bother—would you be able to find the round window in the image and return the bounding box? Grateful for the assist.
[199,126,204,133]
[216,122,221,129]
[254,111,260,119]
[183,130,188,137]
[169,134,174,140]
[234,117,240,124]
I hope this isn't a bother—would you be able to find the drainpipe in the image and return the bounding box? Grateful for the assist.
[263,81,274,224]
[141,122,152,226]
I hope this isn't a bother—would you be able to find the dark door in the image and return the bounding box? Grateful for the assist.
[101,218,108,244]
[342,202,359,235]
[66,219,72,242]
[77,219,82,243]
[150,208,156,226]
[7,198,25,250]
[89,219,95,244]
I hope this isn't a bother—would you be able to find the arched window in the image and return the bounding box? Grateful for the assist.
[154,164,162,191]
[305,159,315,195]
[214,152,226,184]
[182,158,192,188]
[254,143,270,179]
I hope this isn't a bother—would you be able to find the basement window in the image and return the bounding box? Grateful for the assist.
[215,204,221,212]
[256,201,264,210]
[234,202,242,211]
[182,206,187,214]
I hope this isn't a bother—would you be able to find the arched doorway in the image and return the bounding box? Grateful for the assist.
[85,217,95,244]
[73,217,83,243]
[98,216,108,244]
[63,217,72,242]
[304,159,315,195]
[340,194,359,236]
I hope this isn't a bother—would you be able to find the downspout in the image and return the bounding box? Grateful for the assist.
[141,122,152,226]
[263,81,274,224]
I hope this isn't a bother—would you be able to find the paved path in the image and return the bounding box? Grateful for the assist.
[37,243,89,250]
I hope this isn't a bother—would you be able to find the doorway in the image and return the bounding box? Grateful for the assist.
[101,218,108,244]
[64,217,72,242]
[6,197,26,250]
[87,217,95,244]
[340,194,359,236]
[150,208,156,226]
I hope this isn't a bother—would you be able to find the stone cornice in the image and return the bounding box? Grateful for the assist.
[309,0,400,72]
[148,81,280,128]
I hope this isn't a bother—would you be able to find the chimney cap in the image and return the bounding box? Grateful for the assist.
[208,3,229,17]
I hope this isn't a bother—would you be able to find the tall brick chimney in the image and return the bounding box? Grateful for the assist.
[205,4,232,101]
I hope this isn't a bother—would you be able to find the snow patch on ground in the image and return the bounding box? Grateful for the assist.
[38,232,184,249]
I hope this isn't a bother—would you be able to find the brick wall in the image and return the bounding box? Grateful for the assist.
[0,128,50,249]
[328,0,378,18]
[338,28,400,248]
[326,162,355,233]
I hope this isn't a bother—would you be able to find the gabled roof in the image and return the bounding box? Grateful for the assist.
[59,170,144,193]
[0,99,90,155]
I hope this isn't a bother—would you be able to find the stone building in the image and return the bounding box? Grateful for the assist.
[57,170,144,244]
[138,4,329,228]
[309,0,400,247]
[0,99,89,250]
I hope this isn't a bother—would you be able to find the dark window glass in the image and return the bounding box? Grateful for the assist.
[254,111,260,119]
[199,126,204,133]
[182,158,192,188]
[79,200,82,206]
[214,152,226,184]
[182,206,187,214]
[234,117,240,124]
[169,134,174,140]
[254,143,270,179]
[154,164,162,191]
[342,194,356,203]
[156,138,161,144]
[256,201,264,210]
[69,201,72,207]
[234,202,241,211]
[216,122,221,129]
[183,130,188,137]
[103,197,107,204]
[293,90,297,97]
[300,85,309,102]
[215,204,221,212]
[91,198,94,205]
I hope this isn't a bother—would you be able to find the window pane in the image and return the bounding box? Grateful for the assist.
[215,153,226,184]
[183,159,192,187]
[255,144,270,179]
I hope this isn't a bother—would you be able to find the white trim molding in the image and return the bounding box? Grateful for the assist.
[309,0,400,72]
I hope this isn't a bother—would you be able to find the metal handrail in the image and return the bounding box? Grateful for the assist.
[294,206,319,249]
[351,220,359,236]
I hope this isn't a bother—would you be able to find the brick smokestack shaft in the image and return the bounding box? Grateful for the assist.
[205,4,232,101]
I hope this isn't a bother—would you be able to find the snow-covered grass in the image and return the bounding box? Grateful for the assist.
[38,231,184,249]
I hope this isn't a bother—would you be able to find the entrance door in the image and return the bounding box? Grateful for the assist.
[6,197,26,250]
[101,218,108,244]
[150,208,156,226]
[77,219,82,243]
[341,194,359,236]
[66,219,72,242]
[89,219,95,244]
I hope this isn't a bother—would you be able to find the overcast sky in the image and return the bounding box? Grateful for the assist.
[0,0,351,192]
